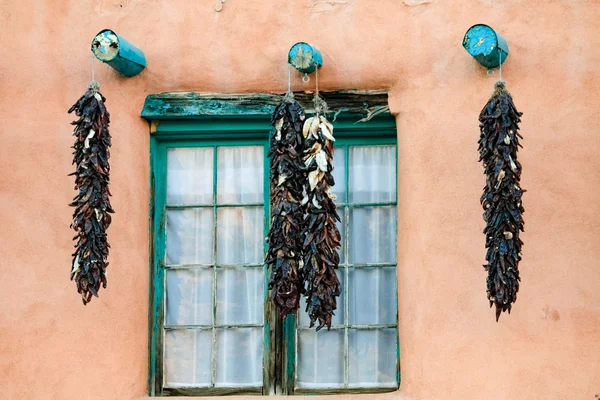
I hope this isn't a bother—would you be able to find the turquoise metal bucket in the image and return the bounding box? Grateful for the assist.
[91,29,146,77]
[288,42,322,74]
[462,24,509,69]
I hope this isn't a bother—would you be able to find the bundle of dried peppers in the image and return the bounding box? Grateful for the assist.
[300,114,341,330]
[478,81,525,321]
[68,82,114,305]
[266,98,306,316]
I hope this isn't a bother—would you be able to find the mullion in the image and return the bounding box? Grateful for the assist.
[166,324,263,330]
[166,203,263,210]
[211,145,218,387]
[164,264,263,269]
[296,324,396,330]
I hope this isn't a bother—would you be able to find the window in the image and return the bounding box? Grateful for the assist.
[149,112,398,396]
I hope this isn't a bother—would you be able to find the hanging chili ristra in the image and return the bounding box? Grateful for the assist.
[478,80,525,321]
[68,82,114,305]
[300,114,341,331]
[266,98,306,317]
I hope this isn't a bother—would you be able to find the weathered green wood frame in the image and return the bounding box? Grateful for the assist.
[144,91,399,397]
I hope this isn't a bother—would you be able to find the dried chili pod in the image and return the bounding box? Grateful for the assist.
[68,82,114,305]
[300,115,341,331]
[478,81,525,321]
[266,98,306,317]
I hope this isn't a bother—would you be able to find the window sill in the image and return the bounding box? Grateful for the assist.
[137,390,409,400]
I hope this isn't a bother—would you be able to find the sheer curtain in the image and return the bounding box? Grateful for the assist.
[217,146,263,204]
[298,145,398,388]
[349,145,396,203]
[164,145,264,388]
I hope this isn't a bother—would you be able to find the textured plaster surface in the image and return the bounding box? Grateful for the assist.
[0,1,599,399]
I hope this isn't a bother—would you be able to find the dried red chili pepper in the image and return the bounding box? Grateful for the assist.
[266,98,306,317]
[300,115,341,331]
[68,82,114,305]
[478,81,525,321]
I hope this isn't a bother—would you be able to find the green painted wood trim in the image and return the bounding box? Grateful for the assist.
[149,116,396,141]
[141,91,388,120]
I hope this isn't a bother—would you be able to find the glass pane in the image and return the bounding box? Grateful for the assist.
[217,207,263,264]
[166,269,213,326]
[349,267,397,325]
[348,328,397,387]
[332,147,345,202]
[349,206,396,264]
[215,328,263,386]
[217,146,264,204]
[167,147,214,205]
[216,268,264,325]
[297,330,344,388]
[299,269,345,327]
[164,329,212,387]
[166,209,214,265]
[349,145,396,203]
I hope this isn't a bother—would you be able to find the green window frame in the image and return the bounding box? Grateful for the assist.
[147,105,399,397]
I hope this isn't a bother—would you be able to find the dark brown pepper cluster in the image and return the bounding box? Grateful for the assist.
[68,84,114,305]
[478,81,525,321]
[266,99,306,317]
[300,115,341,330]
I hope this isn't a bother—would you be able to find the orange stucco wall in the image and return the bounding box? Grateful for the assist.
[1,1,599,399]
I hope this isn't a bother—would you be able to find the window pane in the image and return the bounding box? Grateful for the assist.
[332,147,345,202]
[348,328,397,387]
[297,330,344,388]
[216,268,264,325]
[217,207,263,264]
[349,267,397,325]
[167,147,213,205]
[166,269,213,326]
[298,270,345,328]
[164,329,212,387]
[166,209,214,265]
[215,328,263,386]
[217,146,264,204]
[349,206,396,264]
[349,145,396,203]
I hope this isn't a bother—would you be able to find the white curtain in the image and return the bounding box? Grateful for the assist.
[348,328,397,387]
[216,207,263,264]
[217,146,263,204]
[215,328,263,387]
[349,145,396,203]
[297,145,398,389]
[216,268,264,325]
[166,209,214,265]
[297,330,345,388]
[349,267,397,325]
[349,206,397,264]
[164,329,212,387]
[166,268,213,326]
[164,145,264,388]
[167,147,214,205]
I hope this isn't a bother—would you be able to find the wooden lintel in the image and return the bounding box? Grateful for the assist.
[141,90,389,120]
